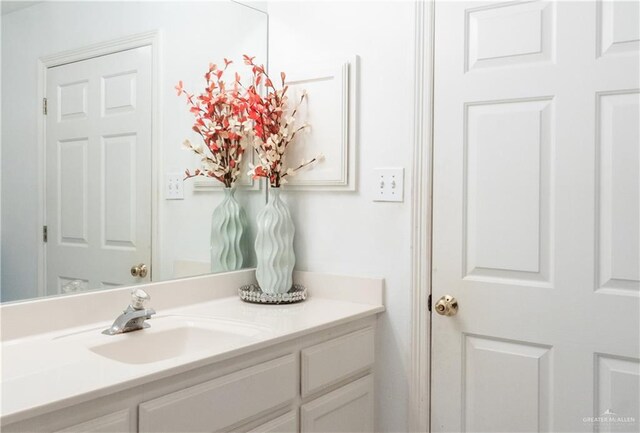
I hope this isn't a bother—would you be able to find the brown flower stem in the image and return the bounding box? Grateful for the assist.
[281,157,319,178]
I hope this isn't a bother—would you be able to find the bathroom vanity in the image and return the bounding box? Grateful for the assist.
[0,270,384,433]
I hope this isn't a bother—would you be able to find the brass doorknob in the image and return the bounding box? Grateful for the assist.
[130,264,148,278]
[434,295,458,316]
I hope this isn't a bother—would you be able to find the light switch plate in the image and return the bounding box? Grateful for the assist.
[166,173,184,200]
[373,168,404,202]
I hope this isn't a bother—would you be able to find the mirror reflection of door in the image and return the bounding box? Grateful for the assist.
[1,1,268,303]
[45,46,153,296]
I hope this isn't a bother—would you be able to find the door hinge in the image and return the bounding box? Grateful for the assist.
[427,294,432,312]
[43,225,48,243]
[43,98,48,115]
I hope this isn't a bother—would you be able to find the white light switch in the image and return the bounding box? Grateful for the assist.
[166,173,184,200]
[373,168,404,202]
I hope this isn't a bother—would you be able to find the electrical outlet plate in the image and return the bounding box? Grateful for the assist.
[166,173,184,200]
[373,168,404,202]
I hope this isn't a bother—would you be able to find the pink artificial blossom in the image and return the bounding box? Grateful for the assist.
[243,55,323,187]
[177,60,250,188]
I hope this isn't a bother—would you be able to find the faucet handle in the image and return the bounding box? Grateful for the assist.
[131,288,151,310]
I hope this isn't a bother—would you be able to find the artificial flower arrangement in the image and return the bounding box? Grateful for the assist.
[177,56,321,188]
[175,59,251,273]
[242,55,323,187]
[176,56,321,295]
[176,58,250,188]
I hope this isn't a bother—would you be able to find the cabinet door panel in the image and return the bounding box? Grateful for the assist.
[301,375,373,433]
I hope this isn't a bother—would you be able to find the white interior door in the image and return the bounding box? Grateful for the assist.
[431,1,640,432]
[45,46,152,295]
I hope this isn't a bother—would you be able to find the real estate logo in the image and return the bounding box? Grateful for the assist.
[583,409,636,429]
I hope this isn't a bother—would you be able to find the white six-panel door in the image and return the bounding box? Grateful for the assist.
[45,46,152,295]
[432,1,639,432]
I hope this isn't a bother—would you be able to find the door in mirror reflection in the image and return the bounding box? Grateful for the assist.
[0,1,268,303]
[45,47,153,295]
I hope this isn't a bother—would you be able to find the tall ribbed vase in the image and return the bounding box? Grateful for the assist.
[210,187,248,273]
[255,187,295,294]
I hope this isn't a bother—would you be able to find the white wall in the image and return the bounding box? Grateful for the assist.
[268,2,416,431]
[1,1,267,301]
[0,12,3,296]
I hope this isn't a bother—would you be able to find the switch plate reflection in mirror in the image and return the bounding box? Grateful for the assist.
[166,173,184,200]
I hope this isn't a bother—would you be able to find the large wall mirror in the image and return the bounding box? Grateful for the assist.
[1,1,268,303]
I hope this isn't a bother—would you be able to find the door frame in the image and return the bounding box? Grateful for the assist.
[409,1,435,432]
[36,31,162,297]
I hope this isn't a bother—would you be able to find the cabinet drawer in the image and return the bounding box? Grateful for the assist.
[301,375,374,433]
[301,327,374,397]
[139,354,296,433]
[248,411,297,433]
[54,409,132,433]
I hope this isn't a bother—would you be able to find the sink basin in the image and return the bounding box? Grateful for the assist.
[87,316,268,364]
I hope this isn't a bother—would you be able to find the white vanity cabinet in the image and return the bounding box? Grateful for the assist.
[3,317,376,433]
[299,327,375,433]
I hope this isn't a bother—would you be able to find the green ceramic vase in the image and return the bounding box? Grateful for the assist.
[255,188,295,294]
[210,188,248,273]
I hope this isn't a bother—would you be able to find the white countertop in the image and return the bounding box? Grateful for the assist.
[1,294,383,425]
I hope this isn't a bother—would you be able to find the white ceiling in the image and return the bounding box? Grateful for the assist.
[1,1,42,16]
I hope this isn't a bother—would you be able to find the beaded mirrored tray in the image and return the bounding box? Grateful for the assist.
[239,283,307,304]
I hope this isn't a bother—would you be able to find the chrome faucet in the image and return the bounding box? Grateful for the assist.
[103,288,156,335]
